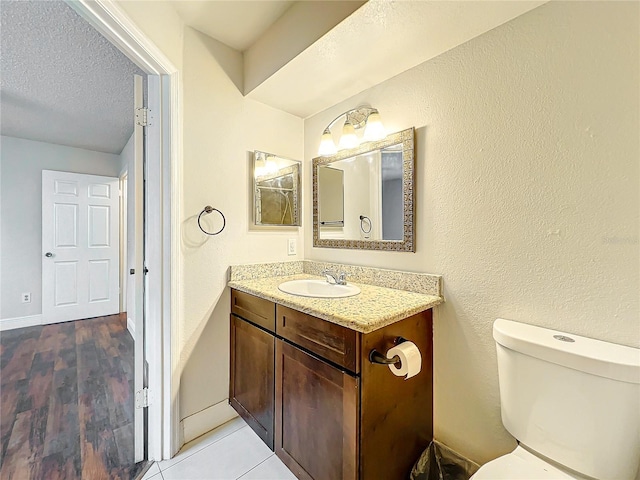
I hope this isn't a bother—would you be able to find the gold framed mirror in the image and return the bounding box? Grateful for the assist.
[312,127,415,251]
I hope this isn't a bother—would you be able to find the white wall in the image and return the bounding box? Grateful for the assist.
[304,1,639,465]
[120,132,133,176]
[0,135,122,320]
[114,1,306,428]
[178,27,304,422]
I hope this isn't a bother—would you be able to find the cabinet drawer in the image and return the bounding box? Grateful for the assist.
[276,304,359,373]
[231,289,275,333]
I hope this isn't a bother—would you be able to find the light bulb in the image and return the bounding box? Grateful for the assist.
[363,110,385,141]
[318,128,337,156]
[254,153,266,177]
[338,120,359,150]
[265,158,278,174]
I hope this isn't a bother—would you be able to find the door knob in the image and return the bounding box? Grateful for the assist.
[45,252,53,257]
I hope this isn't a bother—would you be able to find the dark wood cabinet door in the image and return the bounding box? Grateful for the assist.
[230,314,275,449]
[275,339,358,480]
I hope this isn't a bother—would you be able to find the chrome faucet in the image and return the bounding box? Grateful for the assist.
[322,269,347,285]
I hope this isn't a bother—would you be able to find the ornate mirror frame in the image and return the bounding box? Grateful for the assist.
[312,127,415,251]
[253,151,301,227]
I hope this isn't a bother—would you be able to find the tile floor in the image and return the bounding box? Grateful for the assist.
[142,417,297,480]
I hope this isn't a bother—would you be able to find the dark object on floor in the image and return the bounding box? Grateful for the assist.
[410,440,479,480]
[134,460,153,479]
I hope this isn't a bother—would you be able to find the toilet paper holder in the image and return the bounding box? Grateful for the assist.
[369,336,407,365]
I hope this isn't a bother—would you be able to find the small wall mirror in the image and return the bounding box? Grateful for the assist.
[253,151,301,226]
[313,128,415,251]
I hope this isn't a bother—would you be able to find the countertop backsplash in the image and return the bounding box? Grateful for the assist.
[229,260,442,297]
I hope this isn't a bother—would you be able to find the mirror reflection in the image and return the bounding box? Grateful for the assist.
[317,143,403,240]
[318,167,344,227]
[253,151,301,226]
[313,128,415,251]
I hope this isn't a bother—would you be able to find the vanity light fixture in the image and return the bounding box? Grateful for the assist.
[318,128,338,156]
[254,152,279,177]
[338,120,359,150]
[318,106,385,156]
[254,152,266,177]
[265,157,278,174]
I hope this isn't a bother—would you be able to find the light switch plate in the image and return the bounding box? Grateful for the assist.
[287,238,297,256]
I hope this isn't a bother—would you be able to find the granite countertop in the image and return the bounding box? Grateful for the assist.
[228,273,443,334]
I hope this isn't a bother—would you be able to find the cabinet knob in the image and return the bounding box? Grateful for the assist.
[45,252,53,258]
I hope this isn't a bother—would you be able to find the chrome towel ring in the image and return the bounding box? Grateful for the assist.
[198,205,226,236]
[359,215,372,234]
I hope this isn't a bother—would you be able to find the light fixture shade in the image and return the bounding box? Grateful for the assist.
[338,121,359,150]
[265,158,278,174]
[364,111,385,141]
[318,128,337,156]
[254,153,266,177]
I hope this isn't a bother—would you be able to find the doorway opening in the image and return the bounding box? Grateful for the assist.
[0,0,178,474]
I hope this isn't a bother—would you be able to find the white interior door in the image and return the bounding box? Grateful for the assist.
[42,170,119,323]
[130,74,146,462]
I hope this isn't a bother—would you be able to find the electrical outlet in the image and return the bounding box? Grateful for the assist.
[287,238,297,256]
[21,292,31,303]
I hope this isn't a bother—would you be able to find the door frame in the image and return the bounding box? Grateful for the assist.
[68,0,182,461]
[119,171,127,315]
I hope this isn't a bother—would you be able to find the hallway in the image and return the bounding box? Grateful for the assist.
[0,314,142,479]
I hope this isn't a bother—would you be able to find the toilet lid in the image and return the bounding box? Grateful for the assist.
[472,446,579,480]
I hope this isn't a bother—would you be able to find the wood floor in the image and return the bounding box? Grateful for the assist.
[0,314,144,479]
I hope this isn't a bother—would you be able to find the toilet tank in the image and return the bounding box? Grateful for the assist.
[493,319,640,480]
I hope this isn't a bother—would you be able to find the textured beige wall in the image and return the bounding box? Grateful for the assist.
[244,1,365,94]
[178,27,304,419]
[118,1,184,72]
[303,1,639,464]
[116,4,305,423]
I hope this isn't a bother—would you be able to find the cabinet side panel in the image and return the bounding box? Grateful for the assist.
[360,310,433,480]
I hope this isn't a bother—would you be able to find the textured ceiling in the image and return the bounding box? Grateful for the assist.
[171,1,294,51]
[0,1,144,154]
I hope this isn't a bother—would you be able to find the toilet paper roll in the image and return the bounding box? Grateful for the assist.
[387,341,422,380]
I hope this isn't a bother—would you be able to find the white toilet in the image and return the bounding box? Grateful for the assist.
[472,318,640,480]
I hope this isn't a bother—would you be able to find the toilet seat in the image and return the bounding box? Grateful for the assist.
[471,446,581,480]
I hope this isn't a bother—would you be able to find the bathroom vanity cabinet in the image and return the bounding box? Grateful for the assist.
[229,288,434,480]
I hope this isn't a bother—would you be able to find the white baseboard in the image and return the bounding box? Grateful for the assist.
[127,316,135,339]
[0,314,43,331]
[181,400,238,445]
[0,312,126,332]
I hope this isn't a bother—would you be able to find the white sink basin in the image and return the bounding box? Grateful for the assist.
[278,279,361,298]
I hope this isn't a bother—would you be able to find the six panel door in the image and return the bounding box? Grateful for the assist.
[42,170,119,323]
